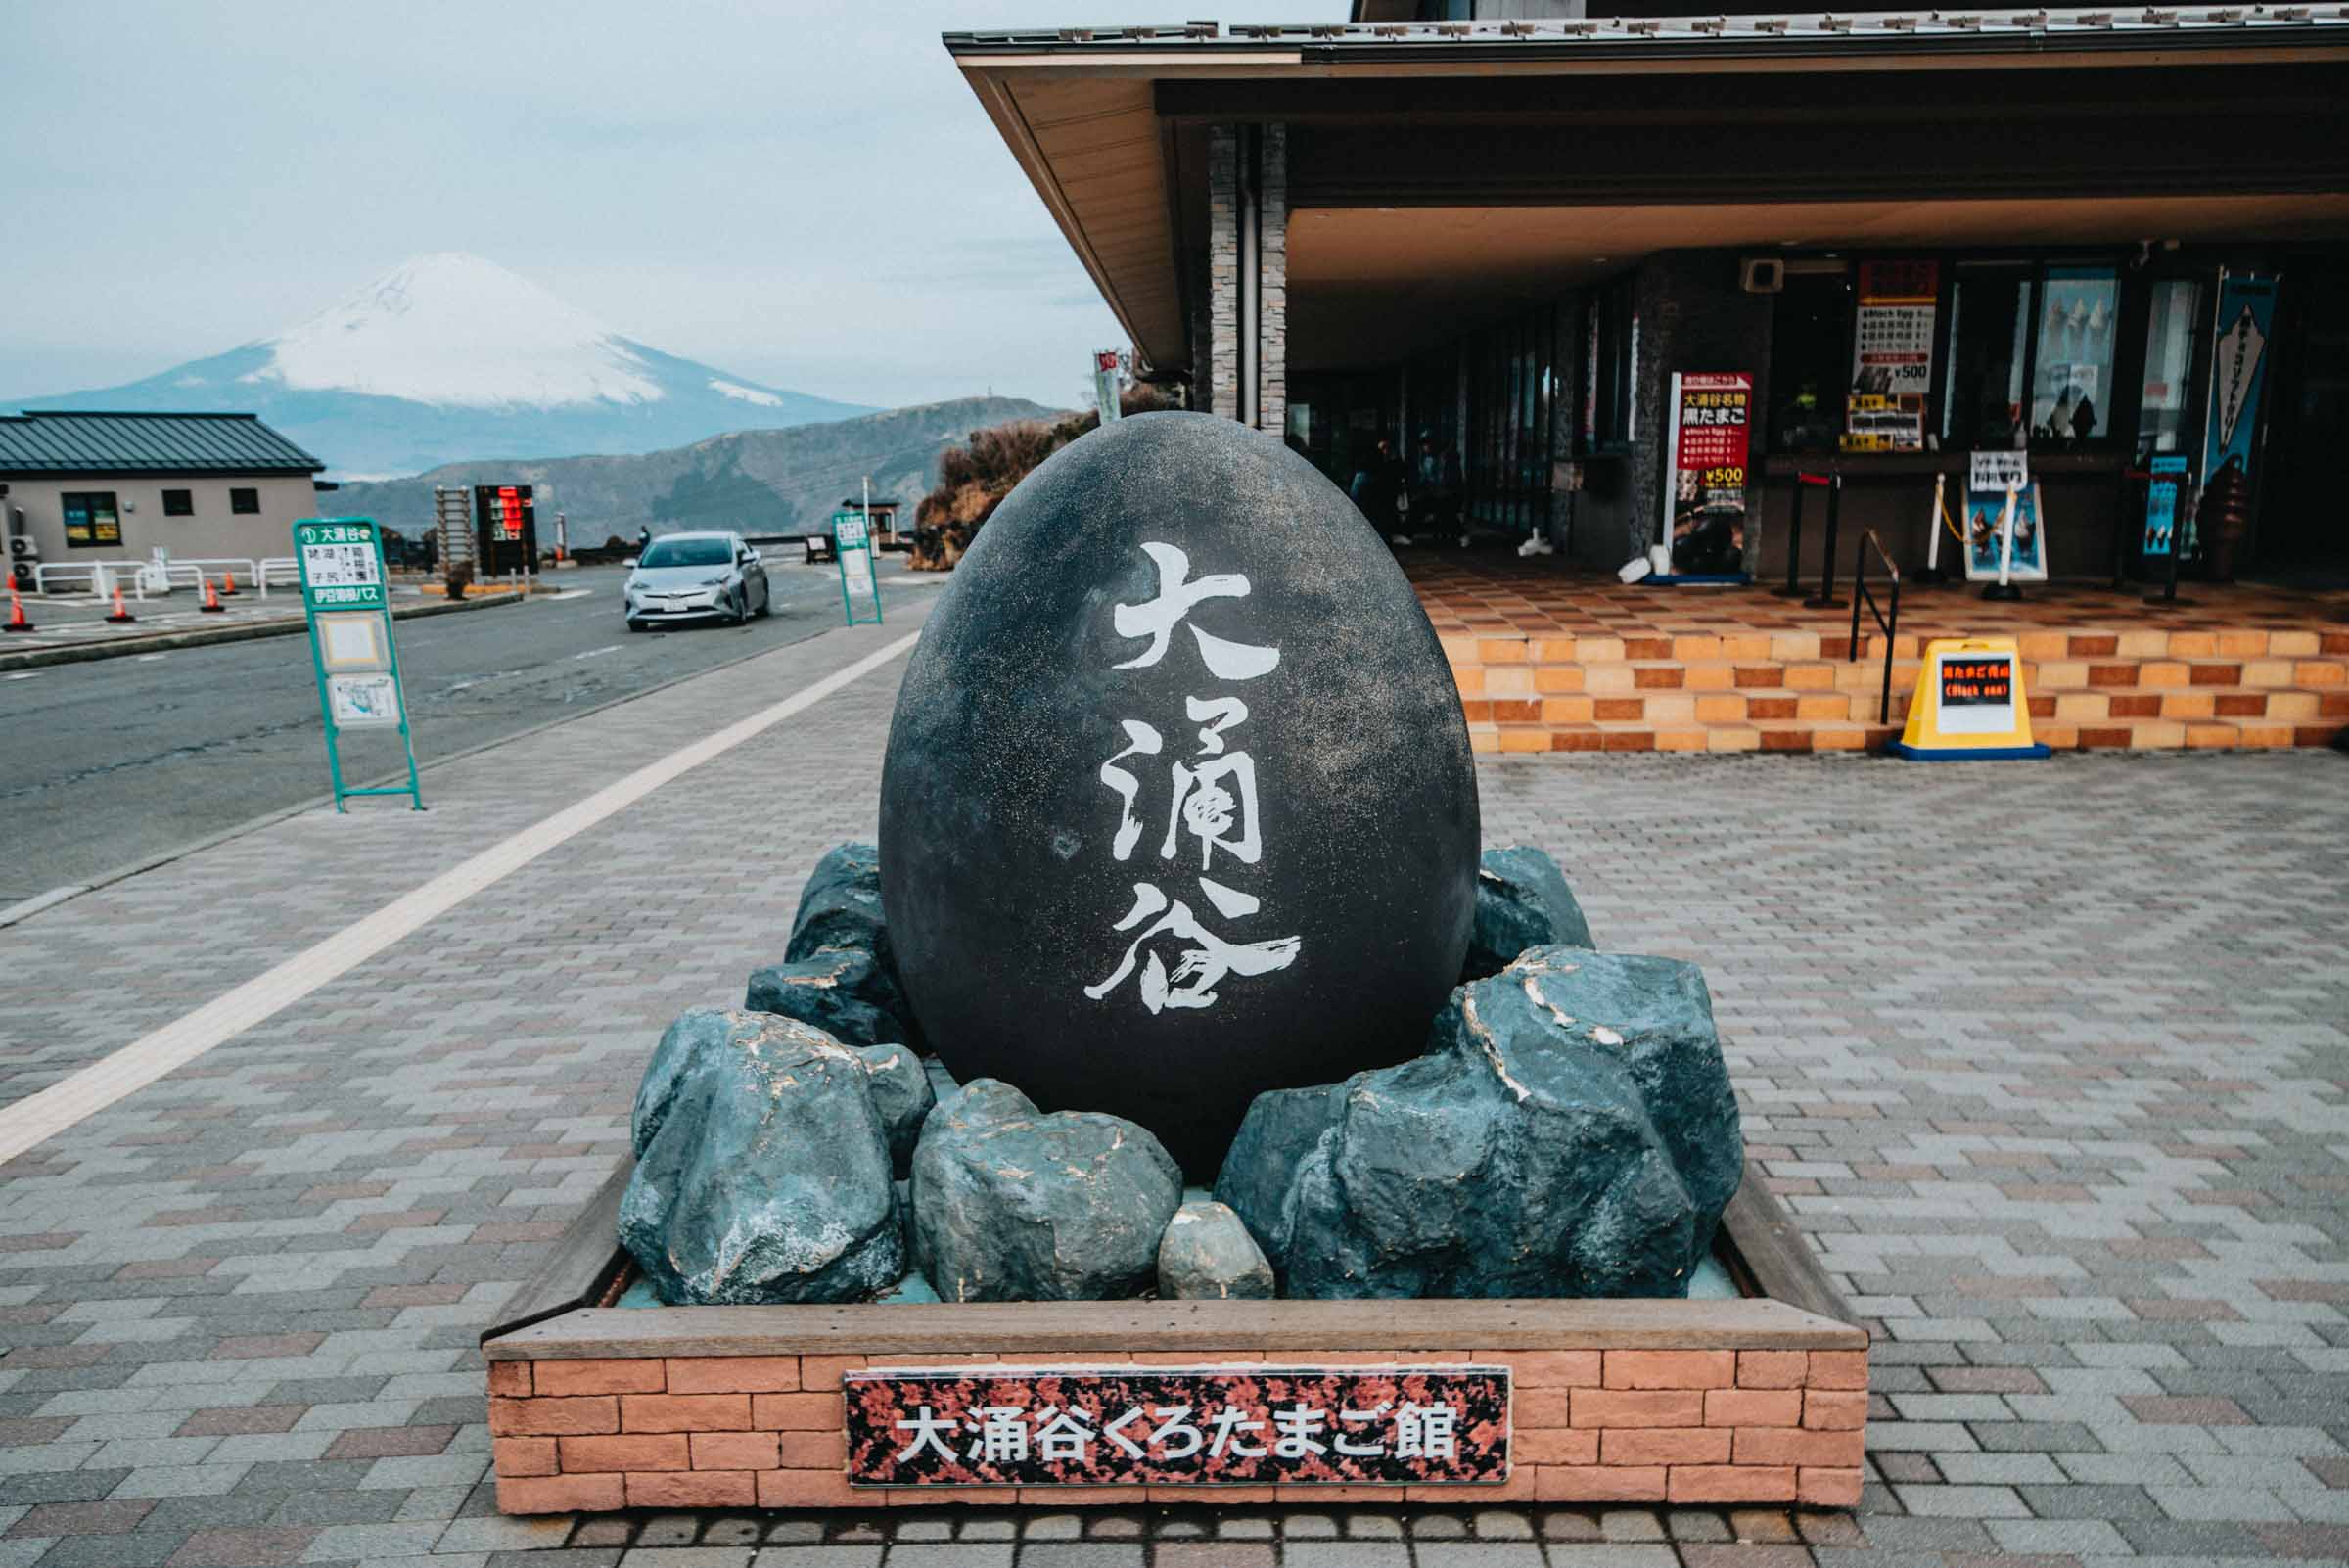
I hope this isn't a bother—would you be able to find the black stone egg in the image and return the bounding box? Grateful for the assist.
[879,411,1479,1176]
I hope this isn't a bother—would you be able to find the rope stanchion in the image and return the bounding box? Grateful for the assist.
[1803,473,1846,611]
[1773,471,1832,599]
[1914,473,1958,586]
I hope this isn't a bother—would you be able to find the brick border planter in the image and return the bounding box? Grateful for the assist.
[482,1159,1865,1514]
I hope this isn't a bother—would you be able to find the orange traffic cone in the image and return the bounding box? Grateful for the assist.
[218,570,240,597]
[3,579,34,633]
[105,582,137,623]
[198,573,225,614]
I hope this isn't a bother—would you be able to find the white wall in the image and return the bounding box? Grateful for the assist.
[7,474,324,576]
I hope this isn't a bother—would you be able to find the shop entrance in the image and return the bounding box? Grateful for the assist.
[2255,259,2349,579]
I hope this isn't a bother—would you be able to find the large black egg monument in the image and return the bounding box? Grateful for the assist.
[879,411,1479,1175]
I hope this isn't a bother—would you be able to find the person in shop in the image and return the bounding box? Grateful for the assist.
[1414,431,1468,549]
[1350,437,1407,544]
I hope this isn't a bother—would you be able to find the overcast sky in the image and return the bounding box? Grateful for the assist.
[0,2,1303,411]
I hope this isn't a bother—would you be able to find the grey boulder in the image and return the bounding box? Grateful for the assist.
[912,1079,1183,1303]
[856,1042,937,1173]
[1462,846,1594,982]
[789,841,892,960]
[1217,947,1741,1300]
[620,1008,902,1306]
[745,947,909,1049]
[1157,1199,1276,1300]
[784,842,917,1044]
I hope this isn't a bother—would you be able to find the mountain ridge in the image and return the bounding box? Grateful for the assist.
[9,254,875,479]
[322,395,1069,544]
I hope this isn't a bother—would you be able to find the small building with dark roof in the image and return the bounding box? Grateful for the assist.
[0,410,328,585]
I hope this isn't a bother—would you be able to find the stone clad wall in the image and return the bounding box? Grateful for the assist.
[487,1343,1866,1513]
[1207,126,1240,422]
[1258,123,1289,441]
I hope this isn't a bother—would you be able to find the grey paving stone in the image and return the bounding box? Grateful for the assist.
[2149,1484,2299,1521]
[1413,1545,1547,1567]
[1890,1484,2031,1518]
[883,1546,1013,1568]
[1280,1546,1409,1568]
[1986,1516,2137,1553]
[1005,1545,1137,1567]
[1598,1508,1667,1541]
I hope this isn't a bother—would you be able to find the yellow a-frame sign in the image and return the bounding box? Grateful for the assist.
[1888,636,2051,761]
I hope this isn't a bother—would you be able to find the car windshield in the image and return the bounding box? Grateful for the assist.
[639,537,732,568]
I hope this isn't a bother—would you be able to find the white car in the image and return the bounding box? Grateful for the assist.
[623,531,771,630]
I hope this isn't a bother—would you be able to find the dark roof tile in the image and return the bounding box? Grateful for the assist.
[0,411,325,475]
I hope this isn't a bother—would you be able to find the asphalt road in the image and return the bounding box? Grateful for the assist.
[0,558,914,904]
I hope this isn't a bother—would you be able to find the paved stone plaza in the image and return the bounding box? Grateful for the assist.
[2,606,2345,1567]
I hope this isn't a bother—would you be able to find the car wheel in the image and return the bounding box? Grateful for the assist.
[755,583,771,618]
[729,591,749,626]
[626,618,646,633]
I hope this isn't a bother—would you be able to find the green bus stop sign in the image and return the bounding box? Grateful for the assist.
[293,517,424,812]
[832,511,884,626]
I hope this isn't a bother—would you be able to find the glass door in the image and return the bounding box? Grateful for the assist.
[2133,279,2204,458]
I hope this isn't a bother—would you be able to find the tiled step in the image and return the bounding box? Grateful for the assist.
[1451,618,2348,757]
[1473,714,2338,755]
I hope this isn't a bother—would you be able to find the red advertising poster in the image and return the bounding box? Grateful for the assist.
[846,1364,1511,1489]
[1665,372,1752,576]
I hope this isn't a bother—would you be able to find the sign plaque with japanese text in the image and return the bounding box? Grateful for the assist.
[846,1364,1510,1489]
[293,517,424,811]
[1659,371,1752,577]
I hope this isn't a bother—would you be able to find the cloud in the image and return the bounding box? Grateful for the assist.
[0,0,1302,411]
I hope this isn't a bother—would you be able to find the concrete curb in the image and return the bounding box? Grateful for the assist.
[0,589,940,931]
[0,589,527,673]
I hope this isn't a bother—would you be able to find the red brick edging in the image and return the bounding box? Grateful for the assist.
[488,1344,1865,1513]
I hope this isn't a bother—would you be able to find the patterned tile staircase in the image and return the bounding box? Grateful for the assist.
[1407,561,2349,756]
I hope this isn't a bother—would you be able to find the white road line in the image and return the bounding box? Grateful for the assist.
[573,644,622,661]
[544,588,594,602]
[5,671,38,681]
[0,628,922,1167]
[137,653,168,662]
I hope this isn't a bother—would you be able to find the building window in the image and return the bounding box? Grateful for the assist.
[2030,266,2120,444]
[1941,264,2035,450]
[161,488,194,517]
[1768,268,1855,452]
[1582,278,1635,451]
[62,492,122,548]
[230,486,261,515]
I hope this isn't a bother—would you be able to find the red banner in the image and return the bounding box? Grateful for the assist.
[1674,373,1752,484]
[845,1364,1511,1489]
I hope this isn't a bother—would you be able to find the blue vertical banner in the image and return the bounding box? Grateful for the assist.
[2197,273,2279,549]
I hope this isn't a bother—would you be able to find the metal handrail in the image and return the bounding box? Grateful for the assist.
[1848,528,1903,724]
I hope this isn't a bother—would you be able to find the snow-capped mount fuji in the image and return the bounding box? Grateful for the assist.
[13,254,873,479]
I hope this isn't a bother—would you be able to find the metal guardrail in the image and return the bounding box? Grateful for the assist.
[32,561,159,599]
[1848,528,1904,724]
[256,558,299,597]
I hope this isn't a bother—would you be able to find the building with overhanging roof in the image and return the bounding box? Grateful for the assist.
[1,411,328,587]
[946,6,2349,584]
